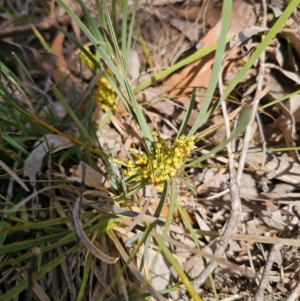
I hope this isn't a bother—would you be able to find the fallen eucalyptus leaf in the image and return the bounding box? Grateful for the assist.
[24,134,74,185]
[73,197,119,264]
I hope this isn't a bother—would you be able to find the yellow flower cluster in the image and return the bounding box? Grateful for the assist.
[123,134,195,188]
[80,49,95,69]
[80,47,118,111]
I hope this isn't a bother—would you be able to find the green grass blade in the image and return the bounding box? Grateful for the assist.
[0,252,69,301]
[175,200,200,249]
[260,88,300,109]
[0,232,68,255]
[155,236,203,301]
[177,93,196,138]
[102,1,154,152]
[2,132,29,156]
[77,0,103,42]
[11,53,35,85]
[57,25,101,69]
[76,251,93,301]
[154,181,169,218]
[133,39,232,94]
[223,0,300,99]
[121,0,129,59]
[186,105,251,167]
[56,0,154,152]
[162,178,176,241]
[52,87,93,144]
[126,0,139,61]
[175,176,197,195]
[188,0,233,136]
[125,231,144,247]
[139,234,150,272]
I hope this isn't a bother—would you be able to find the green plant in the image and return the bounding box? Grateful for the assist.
[1,0,299,300]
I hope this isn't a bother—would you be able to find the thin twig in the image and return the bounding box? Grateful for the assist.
[220,293,251,301]
[206,188,229,200]
[47,144,54,220]
[238,1,269,295]
[0,14,73,38]
[26,247,40,301]
[193,64,243,287]
[256,111,267,169]
[254,244,281,301]
[236,0,267,184]
[1,159,29,199]
[193,208,240,287]
[91,260,116,299]
[64,247,76,301]
[75,163,86,291]
[285,281,300,301]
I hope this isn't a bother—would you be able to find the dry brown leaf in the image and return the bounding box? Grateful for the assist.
[232,233,300,247]
[265,94,299,162]
[261,216,285,231]
[73,197,119,264]
[288,95,300,126]
[0,40,56,72]
[268,0,285,17]
[51,31,75,85]
[148,203,195,224]
[90,261,116,299]
[115,215,256,279]
[24,134,74,185]
[155,1,257,103]
[134,7,197,68]
[184,254,205,279]
[246,152,300,185]
[31,282,51,301]
[170,4,222,29]
[229,26,268,49]
[69,161,108,193]
[195,213,211,242]
[144,248,171,290]
[265,63,300,85]
[278,17,300,56]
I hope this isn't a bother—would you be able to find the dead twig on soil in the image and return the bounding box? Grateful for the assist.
[285,281,300,301]
[192,0,268,289]
[192,53,243,288]
[236,0,267,183]
[254,244,281,301]
[0,14,74,38]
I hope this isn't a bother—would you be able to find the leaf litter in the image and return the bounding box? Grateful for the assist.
[1,0,300,300]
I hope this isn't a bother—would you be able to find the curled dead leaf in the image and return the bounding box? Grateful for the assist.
[73,197,119,264]
[0,40,56,73]
[24,134,74,185]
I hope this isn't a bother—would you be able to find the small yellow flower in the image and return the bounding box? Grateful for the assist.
[119,133,195,188]
[80,47,95,69]
[80,46,118,112]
